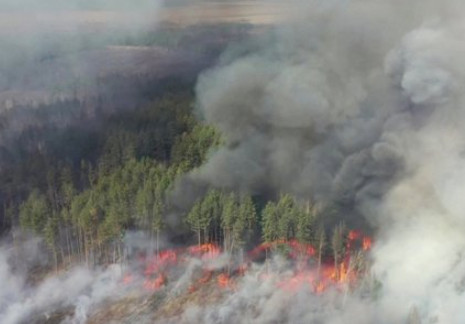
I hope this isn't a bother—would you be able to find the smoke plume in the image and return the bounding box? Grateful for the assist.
[177,0,465,322]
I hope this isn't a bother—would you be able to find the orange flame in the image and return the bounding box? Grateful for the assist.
[125,230,372,296]
[217,273,231,289]
[144,273,166,291]
[362,236,372,251]
[188,243,221,260]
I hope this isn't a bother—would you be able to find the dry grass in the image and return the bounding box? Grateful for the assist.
[86,273,229,324]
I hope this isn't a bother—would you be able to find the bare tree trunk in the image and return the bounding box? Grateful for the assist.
[84,234,89,267]
[77,226,83,263]
[90,235,94,268]
[317,248,322,279]
[66,227,72,264]
[150,228,154,259]
[53,248,58,274]
[156,230,159,262]
[60,246,66,268]
[265,248,269,273]
[334,253,339,281]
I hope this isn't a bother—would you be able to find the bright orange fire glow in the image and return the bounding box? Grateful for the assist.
[123,230,373,295]
[188,243,221,260]
[362,236,372,251]
[217,273,232,289]
[143,273,167,291]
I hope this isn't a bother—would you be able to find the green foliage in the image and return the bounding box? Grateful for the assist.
[296,204,315,245]
[184,189,257,252]
[19,190,49,233]
[261,201,279,243]
[8,91,224,266]
[171,124,222,169]
[262,195,312,244]
[7,88,354,271]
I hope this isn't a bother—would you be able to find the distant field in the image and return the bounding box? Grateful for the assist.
[0,1,289,35]
[0,1,285,110]
[159,1,290,25]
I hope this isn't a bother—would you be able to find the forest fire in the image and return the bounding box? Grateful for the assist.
[123,231,372,295]
[144,273,167,291]
[362,237,372,251]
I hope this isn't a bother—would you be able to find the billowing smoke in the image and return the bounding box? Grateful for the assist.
[190,1,445,205]
[174,0,465,322]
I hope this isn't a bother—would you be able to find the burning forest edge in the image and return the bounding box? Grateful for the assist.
[124,229,373,295]
[2,0,465,323]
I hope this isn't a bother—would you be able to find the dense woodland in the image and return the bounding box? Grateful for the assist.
[0,23,352,272]
[4,92,349,273]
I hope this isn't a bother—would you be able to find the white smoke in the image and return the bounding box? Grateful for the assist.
[0,239,127,324]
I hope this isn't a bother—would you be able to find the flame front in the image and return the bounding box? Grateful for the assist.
[123,231,372,295]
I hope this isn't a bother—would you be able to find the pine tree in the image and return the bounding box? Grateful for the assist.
[332,222,346,280]
[19,190,49,234]
[236,194,256,248]
[315,225,326,279]
[262,201,279,243]
[296,206,314,245]
[152,188,164,257]
[44,214,59,271]
[276,194,296,240]
[186,199,211,246]
[221,193,237,253]
[202,189,223,245]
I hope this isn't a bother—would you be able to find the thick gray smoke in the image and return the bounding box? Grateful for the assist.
[178,0,465,322]
[192,1,441,206]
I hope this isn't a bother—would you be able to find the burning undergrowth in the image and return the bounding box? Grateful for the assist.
[85,229,374,324]
[124,231,371,295]
[0,228,373,324]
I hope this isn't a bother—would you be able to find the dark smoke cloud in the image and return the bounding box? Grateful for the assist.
[173,0,465,322]
[182,1,455,216]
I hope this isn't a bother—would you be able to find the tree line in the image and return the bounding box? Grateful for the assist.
[8,91,357,275]
[10,92,220,270]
